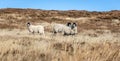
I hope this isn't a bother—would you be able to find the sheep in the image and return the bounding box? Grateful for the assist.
[27,22,45,35]
[52,22,72,35]
[70,22,78,35]
[62,22,78,35]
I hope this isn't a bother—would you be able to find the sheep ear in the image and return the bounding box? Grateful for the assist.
[67,22,71,26]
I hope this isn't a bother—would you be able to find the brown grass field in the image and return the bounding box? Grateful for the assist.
[0,8,120,61]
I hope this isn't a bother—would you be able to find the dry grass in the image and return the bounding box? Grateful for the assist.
[0,29,119,61]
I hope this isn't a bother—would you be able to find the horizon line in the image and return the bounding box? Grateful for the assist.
[0,7,120,12]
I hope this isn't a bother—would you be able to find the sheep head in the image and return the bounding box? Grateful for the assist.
[66,22,72,28]
[27,22,31,27]
[71,22,77,29]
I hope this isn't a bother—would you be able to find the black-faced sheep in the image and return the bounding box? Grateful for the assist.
[27,22,45,35]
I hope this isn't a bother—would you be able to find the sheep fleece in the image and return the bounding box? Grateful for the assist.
[28,25,44,34]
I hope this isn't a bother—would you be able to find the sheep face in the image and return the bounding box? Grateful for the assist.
[71,23,78,35]
[71,23,77,29]
[27,22,31,27]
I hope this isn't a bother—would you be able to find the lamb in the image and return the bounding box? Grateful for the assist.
[27,22,45,35]
[52,22,72,35]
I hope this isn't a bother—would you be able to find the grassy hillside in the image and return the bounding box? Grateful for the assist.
[0,8,120,32]
[0,8,120,61]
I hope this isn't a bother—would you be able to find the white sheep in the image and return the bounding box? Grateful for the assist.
[52,22,72,35]
[27,22,45,35]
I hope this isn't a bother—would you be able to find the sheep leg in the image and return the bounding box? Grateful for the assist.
[38,31,39,33]
[64,33,69,36]
[42,33,45,36]
[52,31,57,36]
[32,31,35,34]
[38,30,45,35]
[53,31,57,34]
